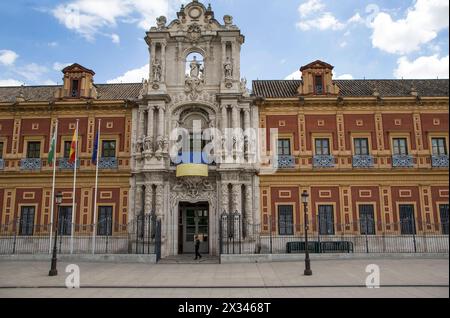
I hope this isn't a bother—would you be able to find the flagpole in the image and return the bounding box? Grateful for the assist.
[70,119,79,255]
[49,120,58,254]
[92,119,101,254]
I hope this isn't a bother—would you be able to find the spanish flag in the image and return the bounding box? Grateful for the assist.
[68,128,77,164]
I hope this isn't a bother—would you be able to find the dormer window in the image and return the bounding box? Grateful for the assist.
[71,79,79,97]
[315,75,324,95]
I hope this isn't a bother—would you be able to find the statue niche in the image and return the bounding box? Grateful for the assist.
[185,52,205,100]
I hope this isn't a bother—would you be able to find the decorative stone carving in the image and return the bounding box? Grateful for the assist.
[173,177,214,197]
[144,136,154,154]
[187,24,202,42]
[185,76,204,100]
[224,57,233,79]
[240,78,249,96]
[223,15,233,27]
[156,16,167,30]
[152,59,162,83]
[189,56,203,78]
[135,138,144,154]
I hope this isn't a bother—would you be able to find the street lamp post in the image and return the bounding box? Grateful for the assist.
[301,191,312,276]
[49,192,63,277]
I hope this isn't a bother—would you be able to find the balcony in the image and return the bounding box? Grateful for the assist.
[0,159,4,170]
[392,155,414,168]
[432,155,449,168]
[353,155,374,168]
[98,158,118,169]
[313,155,335,168]
[58,158,80,170]
[276,155,296,169]
[20,158,42,171]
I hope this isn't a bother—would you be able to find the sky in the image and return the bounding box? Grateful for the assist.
[0,0,448,87]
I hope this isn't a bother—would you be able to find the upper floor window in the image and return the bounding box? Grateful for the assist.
[315,138,330,155]
[102,140,116,158]
[63,141,72,158]
[0,142,3,159]
[27,142,41,159]
[354,138,370,156]
[71,79,79,97]
[393,138,408,156]
[314,75,324,95]
[432,138,447,155]
[277,139,291,156]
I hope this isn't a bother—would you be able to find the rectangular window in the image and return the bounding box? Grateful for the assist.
[315,75,323,94]
[354,138,370,156]
[359,205,376,235]
[315,138,330,155]
[63,141,72,159]
[27,142,41,159]
[318,205,335,235]
[58,206,72,236]
[399,205,416,235]
[0,142,3,159]
[19,206,35,236]
[97,206,113,236]
[278,205,294,235]
[440,204,449,235]
[393,138,408,156]
[102,140,116,158]
[432,138,447,156]
[277,139,291,156]
[71,79,79,97]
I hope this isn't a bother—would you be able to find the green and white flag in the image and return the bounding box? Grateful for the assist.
[48,129,57,165]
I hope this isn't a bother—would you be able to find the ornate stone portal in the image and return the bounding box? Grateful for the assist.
[130,0,260,257]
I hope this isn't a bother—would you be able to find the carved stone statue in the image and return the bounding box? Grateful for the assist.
[135,138,144,154]
[189,56,202,78]
[224,57,233,79]
[152,59,162,82]
[156,16,167,30]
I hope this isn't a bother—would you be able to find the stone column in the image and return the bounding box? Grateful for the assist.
[221,183,230,214]
[144,185,153,215]
[221,105,228,131]
[161,43,166,82]
[232,184,242,213]
[232,105,239,129]
[134,185,144,217]
[138,109,145,140]
[245,184,253,238]
[147,106,154,139]
[158,105,165,138]
[155,184,164,219]
[150,43,156,81]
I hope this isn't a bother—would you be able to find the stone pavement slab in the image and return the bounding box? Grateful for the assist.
[0,258,448,298]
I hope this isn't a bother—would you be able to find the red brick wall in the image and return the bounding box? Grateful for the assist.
[266,115,299,151]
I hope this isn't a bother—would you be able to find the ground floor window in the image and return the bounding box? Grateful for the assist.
[58,206,72,236]
[19,206,35,236]
[359,204,376,235]
[278,205,294,235]
[97,206,113,236]
[318,205,335,235]
[399,205,416,235]
[440,204,449,235]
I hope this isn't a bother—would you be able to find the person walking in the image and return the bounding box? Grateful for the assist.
[194,235,202,260]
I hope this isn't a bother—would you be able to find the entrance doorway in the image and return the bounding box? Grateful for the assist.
[179,202,209,254]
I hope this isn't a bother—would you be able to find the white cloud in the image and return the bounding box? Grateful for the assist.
[394,54,449,79]
[284,70,302,80]
[340,41,348,48]
[51,0,184,41]
[14,63,49,82]
[296,1,363,31]
[0,50,19,66]
[298,0,325,18]
[297,12,345,31]
[107,64,149,83]
[334,74,354,80]
[371,0,449,54]
[48,42,59,47]
[0,79,23,87]
[110,33,120,44]
[53,62,72,71]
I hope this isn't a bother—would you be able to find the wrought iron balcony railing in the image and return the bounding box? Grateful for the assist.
[432,155,449,168]
[20,158,42,171]
[276,155,296,169]
[0,159,4,170]
[58,158,80,170]
[98,158,118,169]
[313,155,335,168]
[392,155,414,168]
[352,155,374,168]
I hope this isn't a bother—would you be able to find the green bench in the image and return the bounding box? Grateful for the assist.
[286,241,354,253]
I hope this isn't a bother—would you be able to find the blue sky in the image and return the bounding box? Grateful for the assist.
[0,0,448,86]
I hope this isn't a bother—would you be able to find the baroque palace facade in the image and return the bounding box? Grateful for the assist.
[0,0,448,258]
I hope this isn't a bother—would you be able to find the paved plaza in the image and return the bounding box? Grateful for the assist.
[0,258,448,298]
